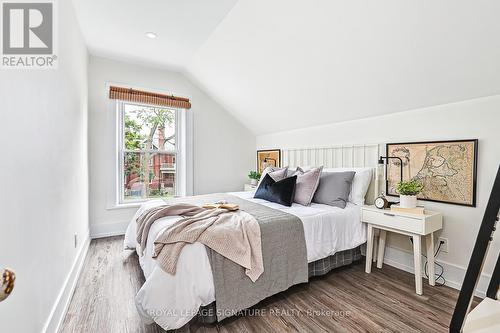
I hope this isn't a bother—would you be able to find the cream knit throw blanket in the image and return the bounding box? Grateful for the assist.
[136,204,263,282]
[136,203,204,255]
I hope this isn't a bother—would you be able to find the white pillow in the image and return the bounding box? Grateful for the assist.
[322,167,373,205]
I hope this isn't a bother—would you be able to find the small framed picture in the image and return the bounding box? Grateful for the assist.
[257,149,281,173]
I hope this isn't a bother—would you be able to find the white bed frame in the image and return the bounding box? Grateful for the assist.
[281,144,381,204]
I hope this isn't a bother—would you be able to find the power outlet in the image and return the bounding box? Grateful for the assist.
[438,237,448,253]
[74,233,78,248]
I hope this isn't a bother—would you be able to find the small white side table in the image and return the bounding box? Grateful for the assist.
[244,184,257,191]
[362,205,443,295]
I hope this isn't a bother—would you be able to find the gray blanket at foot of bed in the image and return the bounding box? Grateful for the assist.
[165,193,308,321]
[197,246,362,324]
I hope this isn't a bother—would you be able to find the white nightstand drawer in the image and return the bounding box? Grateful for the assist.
[244,184,257,191]
[362,209,423,234]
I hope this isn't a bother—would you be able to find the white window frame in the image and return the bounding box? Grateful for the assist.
[113,99,192,206]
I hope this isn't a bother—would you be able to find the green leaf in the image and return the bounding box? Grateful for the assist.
[396,179,424,195]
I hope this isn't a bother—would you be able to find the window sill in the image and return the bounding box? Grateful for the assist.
[107,202,144,210]
[107,196,177,210]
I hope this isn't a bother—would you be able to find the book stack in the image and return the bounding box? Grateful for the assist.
[390,205,425,215]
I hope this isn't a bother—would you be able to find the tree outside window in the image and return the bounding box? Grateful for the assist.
[120,102,178,201]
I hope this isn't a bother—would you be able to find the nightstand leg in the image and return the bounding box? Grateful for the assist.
[377,230,387,269]
[365,224,374,273]
[412,235,423,295]
[426,233,435,286]
[373,231,378,263]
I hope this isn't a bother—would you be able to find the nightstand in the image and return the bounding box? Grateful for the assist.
[244,184,257,191]
[362,205,443,295]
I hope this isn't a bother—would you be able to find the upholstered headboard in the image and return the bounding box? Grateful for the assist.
[281,144,381,204]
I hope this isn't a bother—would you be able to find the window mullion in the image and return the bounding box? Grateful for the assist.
[118,101,180,203]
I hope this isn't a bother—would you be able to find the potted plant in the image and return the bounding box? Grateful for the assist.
[396,179,424,208]
[248,171,261,186]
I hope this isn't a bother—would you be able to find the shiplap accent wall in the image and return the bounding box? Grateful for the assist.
[282,144,380,169]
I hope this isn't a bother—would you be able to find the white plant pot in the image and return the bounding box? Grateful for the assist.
[399,195,417,209]
[250,178,258,186]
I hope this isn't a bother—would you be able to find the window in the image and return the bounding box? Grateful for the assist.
[117,101,183,203]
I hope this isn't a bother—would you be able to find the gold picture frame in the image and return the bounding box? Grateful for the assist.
[257,149,281,174]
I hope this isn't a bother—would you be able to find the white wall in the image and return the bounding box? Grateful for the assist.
[88,56,255,237]
[0,1,89,332]
[257,95,500,295]
[189,0,500,135]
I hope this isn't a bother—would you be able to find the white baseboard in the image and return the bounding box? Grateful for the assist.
[42,236,91,333]
[90,220,129,238]
[381,246,491,298]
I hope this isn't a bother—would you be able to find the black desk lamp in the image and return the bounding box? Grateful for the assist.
[378,156,404,194]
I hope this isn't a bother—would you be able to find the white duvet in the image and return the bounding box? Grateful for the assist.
[124,191,366,330]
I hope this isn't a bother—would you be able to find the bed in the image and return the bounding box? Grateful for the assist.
[124,145,380,330]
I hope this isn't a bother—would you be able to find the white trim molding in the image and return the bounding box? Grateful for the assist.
[90,220,130,239]
[42,236,91,333]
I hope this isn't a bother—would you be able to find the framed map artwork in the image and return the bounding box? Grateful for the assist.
[386,139,478,207]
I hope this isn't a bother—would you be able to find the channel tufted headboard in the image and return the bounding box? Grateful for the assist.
[281,144,381,204]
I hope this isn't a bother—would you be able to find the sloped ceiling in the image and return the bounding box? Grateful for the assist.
[73,0,500,134]
[188,0,500,134]
[72,0,237,70]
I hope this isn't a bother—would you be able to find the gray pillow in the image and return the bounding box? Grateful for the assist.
[259,166,288,184]
[312,171,356,208]
[286,168,296,177]
[292,166,323,206]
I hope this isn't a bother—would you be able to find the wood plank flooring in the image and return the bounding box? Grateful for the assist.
[60,236,472,333]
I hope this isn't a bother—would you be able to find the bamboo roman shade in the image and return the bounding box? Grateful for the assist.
[109,86,191,109]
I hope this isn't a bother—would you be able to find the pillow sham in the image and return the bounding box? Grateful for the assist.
[286,166,313,177]
[322,167,373,205]
[260,166,288,183]
[254,174,297,207]
[291,166,323,206]
[312,171,356,208]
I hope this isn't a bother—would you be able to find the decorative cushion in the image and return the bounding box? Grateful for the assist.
[291,166,323,206]
[286,168,296,177]
[286,166,314,177]
[313,171,356,208]
[323,168,373,205]
[259,166,288,184]
[254,174,297,207]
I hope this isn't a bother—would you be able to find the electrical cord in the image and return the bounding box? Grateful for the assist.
[409,238,447,286]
